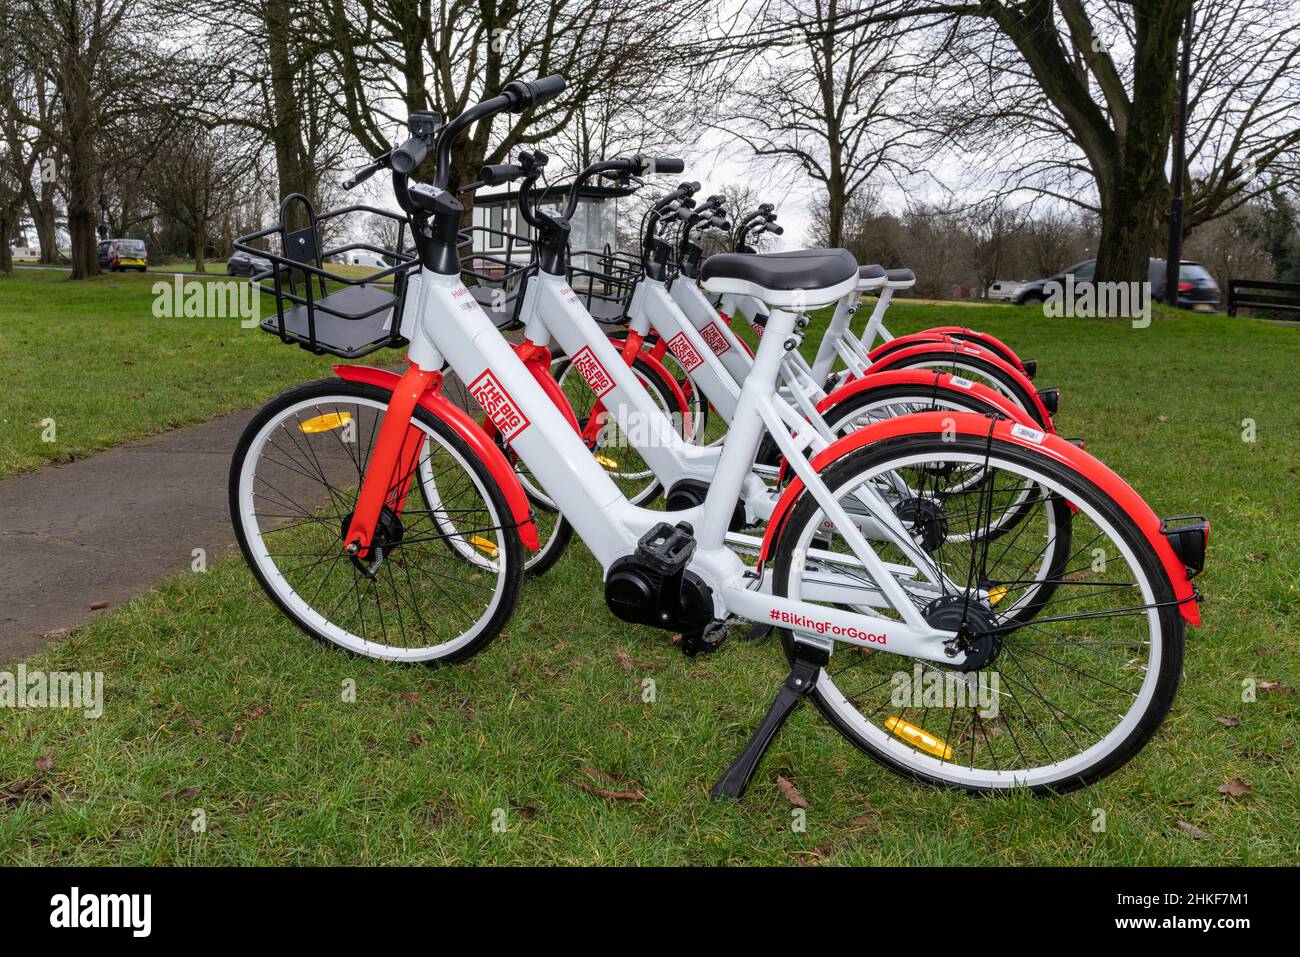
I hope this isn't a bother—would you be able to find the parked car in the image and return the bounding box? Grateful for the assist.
[97,238,148,272]
[1014,258,1220,311]
[986,280,1025,301]
[227,250,280,278]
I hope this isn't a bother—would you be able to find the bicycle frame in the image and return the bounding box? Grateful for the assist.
[354,263,966,665]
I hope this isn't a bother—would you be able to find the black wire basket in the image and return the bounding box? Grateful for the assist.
[235,194,420,359]
[457,225,538,331]
[566,245,641,325]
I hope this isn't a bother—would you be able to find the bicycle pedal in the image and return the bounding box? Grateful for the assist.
[675,622,729,657]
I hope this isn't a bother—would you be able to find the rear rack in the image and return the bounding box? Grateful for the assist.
[235,194,419,359]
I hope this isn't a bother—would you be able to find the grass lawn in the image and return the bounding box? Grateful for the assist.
[0,287,1296,865]
[0,268,342,476]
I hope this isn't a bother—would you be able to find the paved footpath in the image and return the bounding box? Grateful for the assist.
[0,370,470,664]
[0,412,256,663]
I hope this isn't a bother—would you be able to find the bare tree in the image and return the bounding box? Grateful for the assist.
[13,0,194,277]
[149,124,259,272]
[966,199,1025,294]
[308,0,714,223]
[781,0,1299,285]
[722,0,936,248]
[811,188,906,267]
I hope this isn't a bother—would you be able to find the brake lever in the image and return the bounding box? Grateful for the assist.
[342,151,392,190]
[457,180,486,194]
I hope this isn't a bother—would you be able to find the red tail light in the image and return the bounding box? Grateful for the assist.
[1177,281,1193,292]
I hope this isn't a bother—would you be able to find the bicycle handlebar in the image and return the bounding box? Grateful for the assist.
[342,152,392,190]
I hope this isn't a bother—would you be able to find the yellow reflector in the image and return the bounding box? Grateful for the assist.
[298,412,352,434]
[469,535,498,556]
[987,585,1008,606]
[884,716,954,760]
[594,453,620,469]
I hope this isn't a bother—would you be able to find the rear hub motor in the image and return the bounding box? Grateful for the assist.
[925,594,1002,672]
[894,496,948,551]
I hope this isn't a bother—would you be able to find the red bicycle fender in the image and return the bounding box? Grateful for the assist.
[816,369,1038,427]
[333,364,540,552]
[922,326,1026,373]
[758,410,1199,626]
[869,341,1054,431]
[866,331,953,362]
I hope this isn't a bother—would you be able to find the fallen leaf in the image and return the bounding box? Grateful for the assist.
[243,704,270,720]
[407,732,426,746]
[576,781,644,801]
[775,774,809,809]
[616,651,663,671]
[162,786,200,800]
[89,601,108,610]
[1176,819,1207,839]
[846,802,880,830]
[1157,415,1169,422]
[1214,716,1242,727]
[461,703,477,722]
[796,842,834,866]
[1217,778,1252,797]
[399,691,422,710]
[1252,646,1279,655]
[510,800,540,819]
[577,765,645,801]
[34,755,54,773]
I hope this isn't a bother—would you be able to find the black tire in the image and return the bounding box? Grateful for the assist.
[1019,294,1044,307]
[770,433,1184,794]
[229,378,524,666]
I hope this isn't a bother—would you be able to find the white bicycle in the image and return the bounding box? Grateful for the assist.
[230,77,1208,797]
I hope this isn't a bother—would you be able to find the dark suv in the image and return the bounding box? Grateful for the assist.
[1015,258,1219,311]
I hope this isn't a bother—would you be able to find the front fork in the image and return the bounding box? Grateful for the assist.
[342,362,441,558]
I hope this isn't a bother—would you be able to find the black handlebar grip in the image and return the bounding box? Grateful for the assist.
[504,74,567,113]
[712,217,730,231]
[391,136,429,175]
[480,163,525,186]
[651,157,685,174]
[769,224,785,235]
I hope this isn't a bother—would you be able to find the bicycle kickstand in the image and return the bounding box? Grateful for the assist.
[709,638,831,801]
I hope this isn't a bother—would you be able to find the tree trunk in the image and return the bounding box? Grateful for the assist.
[1095,173,1167,289]
[0,206,13,274]
[265,0,313,229]
[826,182,845,248]
[193,222,206,273]
[1093,2,1186,285]
[66,152,100,279]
